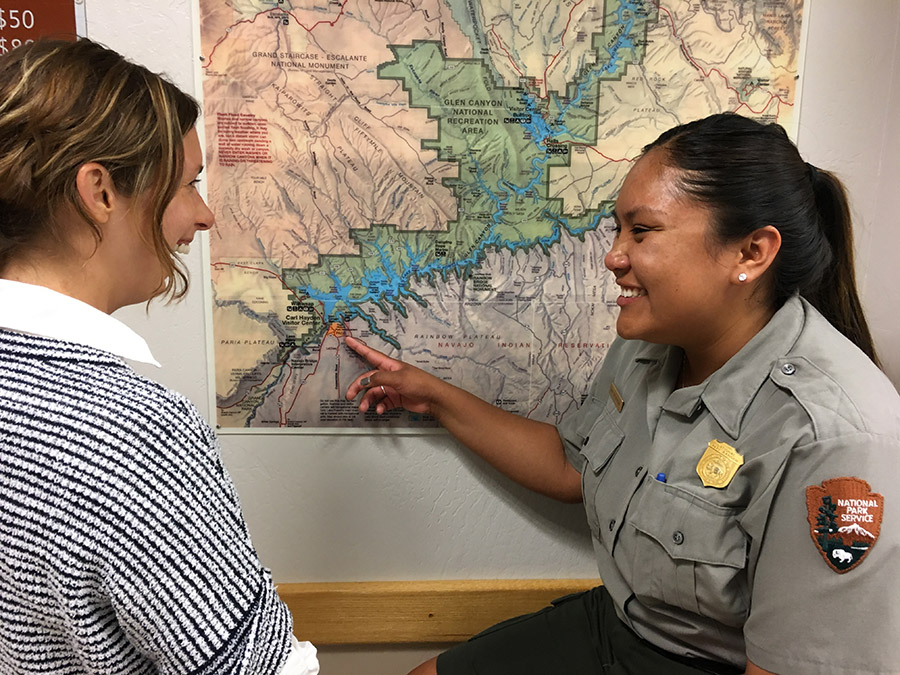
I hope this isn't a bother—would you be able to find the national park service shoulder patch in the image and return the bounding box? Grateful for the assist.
[806,477,883,574]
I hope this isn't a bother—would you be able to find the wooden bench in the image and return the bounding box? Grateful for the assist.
[279,579,600,645]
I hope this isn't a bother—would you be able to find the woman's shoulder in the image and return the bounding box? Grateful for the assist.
[0,340,234,563]
[778,301,900,438]
[5,329,209,424]
[1,329,219,474]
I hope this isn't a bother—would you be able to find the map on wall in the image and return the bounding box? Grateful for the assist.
[198,0,805,430]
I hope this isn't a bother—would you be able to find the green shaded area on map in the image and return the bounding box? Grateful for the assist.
[277,1,655,351]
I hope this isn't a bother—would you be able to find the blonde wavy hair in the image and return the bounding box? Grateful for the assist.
[0,38,200,301]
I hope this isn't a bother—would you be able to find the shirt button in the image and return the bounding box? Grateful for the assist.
[781,363,796,376]
[672,530,684,545]
[608,519,616,532]
[635,466,643,477]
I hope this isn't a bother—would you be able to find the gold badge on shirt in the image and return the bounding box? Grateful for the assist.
[696,439,744,488]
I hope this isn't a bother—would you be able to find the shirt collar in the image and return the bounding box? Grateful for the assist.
[0,279,160,366]
[631,294,807,438]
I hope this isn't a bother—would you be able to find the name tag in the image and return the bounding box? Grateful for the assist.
[609,382,624,412]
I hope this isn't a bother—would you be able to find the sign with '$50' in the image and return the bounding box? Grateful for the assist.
[0,0,84,55]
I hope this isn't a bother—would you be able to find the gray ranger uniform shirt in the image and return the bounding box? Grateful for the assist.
[560,295,900,674]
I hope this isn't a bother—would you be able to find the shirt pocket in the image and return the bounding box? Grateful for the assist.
[577,405,626,533]
[576,403,625,475]
[626,479,749,627]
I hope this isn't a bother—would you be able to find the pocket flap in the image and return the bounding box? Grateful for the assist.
[630,480,746,568]
[579,409,625,474]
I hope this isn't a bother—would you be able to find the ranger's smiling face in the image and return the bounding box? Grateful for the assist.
[604,148,739,351]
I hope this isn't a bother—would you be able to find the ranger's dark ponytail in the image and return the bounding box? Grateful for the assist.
[644,113,878,364]
[803,167,877,363]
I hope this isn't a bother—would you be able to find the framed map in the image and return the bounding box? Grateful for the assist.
[197,0,806,431]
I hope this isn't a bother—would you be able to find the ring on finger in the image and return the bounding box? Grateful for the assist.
[380,385,386,395]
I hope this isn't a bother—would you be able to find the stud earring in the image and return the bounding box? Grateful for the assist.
[738,273,748,282]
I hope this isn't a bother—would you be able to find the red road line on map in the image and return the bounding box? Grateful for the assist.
[278,359,314,421]
[282,376,306,422]
[203,0,349,70]
[542,0,584,98]
[211,261,331,413]
[279,332,343,424]
[560,140,636,163]
[218,341,299,414]
[653,1,793,116]
[284,0,348,32]
[278,363,295,421]
[218,322,330,421]
[280,360,311,422]
[488,25,524,78]
[527,385,549,417]
[204,11,270,70]
[210,261,326,324]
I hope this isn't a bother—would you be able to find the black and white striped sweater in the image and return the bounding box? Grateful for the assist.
[0,328,292,674]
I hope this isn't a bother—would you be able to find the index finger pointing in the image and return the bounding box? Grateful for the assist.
[344,336,393,369]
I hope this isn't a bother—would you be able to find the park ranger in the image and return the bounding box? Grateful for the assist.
[345,113,900,675]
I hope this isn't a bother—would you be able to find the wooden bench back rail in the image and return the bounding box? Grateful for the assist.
[278,579,599,645]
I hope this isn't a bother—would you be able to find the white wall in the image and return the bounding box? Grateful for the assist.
[797,0,900,385]
[84,1,900,673]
